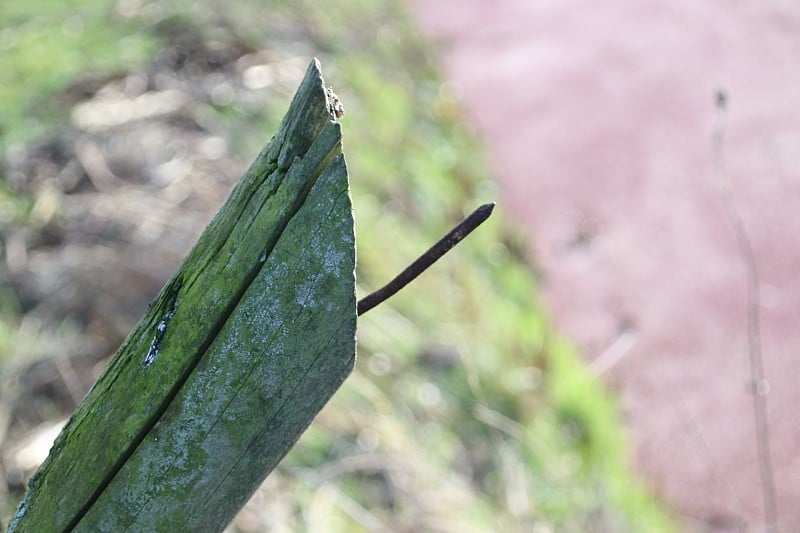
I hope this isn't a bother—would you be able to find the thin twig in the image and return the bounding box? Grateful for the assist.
[357,202,495,316]
[713,89,778,533]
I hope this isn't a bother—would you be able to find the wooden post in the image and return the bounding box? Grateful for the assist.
[8,59,356,532]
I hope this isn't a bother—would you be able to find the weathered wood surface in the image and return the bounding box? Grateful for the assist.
[8,59,356,532]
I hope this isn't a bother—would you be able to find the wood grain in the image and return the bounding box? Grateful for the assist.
[8,59,355,532]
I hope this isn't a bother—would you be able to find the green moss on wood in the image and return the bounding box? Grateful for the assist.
[8,59,356,533]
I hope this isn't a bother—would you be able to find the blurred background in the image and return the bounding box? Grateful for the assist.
[406,2,800,533]
[0,0,797,531]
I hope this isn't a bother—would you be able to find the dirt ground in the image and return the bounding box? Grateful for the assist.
[407,1,800,531]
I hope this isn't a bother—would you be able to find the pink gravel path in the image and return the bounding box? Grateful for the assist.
[407,1,800,531]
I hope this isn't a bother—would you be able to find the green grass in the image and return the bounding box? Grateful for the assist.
[0,0,676,530]
[0,0,157,144]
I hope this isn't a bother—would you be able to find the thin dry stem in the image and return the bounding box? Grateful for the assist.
[712,89,778,533]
